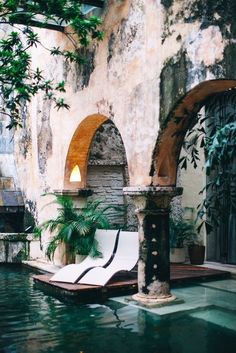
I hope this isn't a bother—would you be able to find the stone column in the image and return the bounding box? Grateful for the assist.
[123,186,183,305]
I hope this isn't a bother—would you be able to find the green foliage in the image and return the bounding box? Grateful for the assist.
[37,195,122,261]
[205,122,236,176]
[197,121,236,233]
[179,90,236,233]
[169,215,196,248]
[0,0,103,128]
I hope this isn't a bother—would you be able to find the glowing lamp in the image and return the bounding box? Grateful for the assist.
[69,165,81,182]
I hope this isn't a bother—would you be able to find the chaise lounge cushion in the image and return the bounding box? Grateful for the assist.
[78,231,138,286]
[50,229,119,283]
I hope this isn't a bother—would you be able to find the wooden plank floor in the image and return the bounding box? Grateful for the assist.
[33,264,230,301]
[170,264,230,282]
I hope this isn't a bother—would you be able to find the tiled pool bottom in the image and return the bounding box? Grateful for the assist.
[0,265,236,353]
[112,279,236,319]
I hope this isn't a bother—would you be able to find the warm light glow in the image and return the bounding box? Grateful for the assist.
[69,165,81,182]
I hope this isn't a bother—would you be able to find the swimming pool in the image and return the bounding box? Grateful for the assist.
[0,265,236,353]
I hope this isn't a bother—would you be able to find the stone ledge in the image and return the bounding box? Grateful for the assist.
[0,232,33,241]
[53,189,93,197]
[123,186,183,196]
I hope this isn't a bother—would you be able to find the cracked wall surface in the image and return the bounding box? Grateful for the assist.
[1,0,235,228]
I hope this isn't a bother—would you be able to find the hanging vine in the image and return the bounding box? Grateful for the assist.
[0,0,104,128]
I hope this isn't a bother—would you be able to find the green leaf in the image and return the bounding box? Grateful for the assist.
[0,1,103,127]
[55,98,70,110]
[55,81,66,92]
[37,194,124,260]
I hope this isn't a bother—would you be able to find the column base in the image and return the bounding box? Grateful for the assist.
[132,293,176,307]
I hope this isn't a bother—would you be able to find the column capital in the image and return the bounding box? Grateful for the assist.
[123,186,183,210]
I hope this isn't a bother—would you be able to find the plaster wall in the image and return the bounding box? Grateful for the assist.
[13,0,163,224]
[179,146,206,244]
[0,117,19,188]
[159,0,236,125]
[181,153,205,218]
[5,0,236,228]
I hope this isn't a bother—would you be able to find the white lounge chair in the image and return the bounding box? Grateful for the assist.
[78,231,139,286]
[50,229,120,283]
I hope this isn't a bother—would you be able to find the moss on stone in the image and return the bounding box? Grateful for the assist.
[186,0,236,38]
[107,32,115,64]
[164,0,236,41]
[160,52,187,124]
[0,233,29,241]
[161,0,173,8]
[75,48,95,90]
[12,246,28,262]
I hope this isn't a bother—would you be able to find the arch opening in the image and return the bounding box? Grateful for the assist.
[152,79,236,186]
[64,114,108,190]
[153,79,236,267]
[64,115,136,229]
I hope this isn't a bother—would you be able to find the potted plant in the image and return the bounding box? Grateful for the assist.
[187,233,205,265]
[36,195,121,264]
[169,216,196,263]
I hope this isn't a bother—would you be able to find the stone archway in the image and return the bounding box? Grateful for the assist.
[64,114,108,190]
[86,119,136,229]
[124,79,236,305]
[151,79,236,187]
[64,114,134,228]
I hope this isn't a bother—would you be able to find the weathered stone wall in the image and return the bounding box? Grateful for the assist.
[88,120,127,165]
[0,233,42,263]
[0,233,27,262]
[87,165,126,225]
[159,0,236,126]
[3,0,235,236]
[13,0,162,220]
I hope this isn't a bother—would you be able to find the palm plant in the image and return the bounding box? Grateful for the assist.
[37,195,122,262]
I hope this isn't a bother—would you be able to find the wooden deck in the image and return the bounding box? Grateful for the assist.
[33,264,230,302]
[170,264,230,282]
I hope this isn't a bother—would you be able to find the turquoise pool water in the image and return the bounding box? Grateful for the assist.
[0,265,236,353]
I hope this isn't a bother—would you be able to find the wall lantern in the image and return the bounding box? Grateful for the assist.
[69,165,81,182]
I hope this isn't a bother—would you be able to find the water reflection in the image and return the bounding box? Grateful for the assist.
[0,265,236,353]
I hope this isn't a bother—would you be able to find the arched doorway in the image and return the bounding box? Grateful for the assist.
[152,79,236,265]
[64,114,107,189]
[123,79,236,304]
[87,119,136,229]
[151,79,236,186]
[64,115,135,229]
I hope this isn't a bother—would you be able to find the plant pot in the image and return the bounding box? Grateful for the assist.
[75,254,87,264]
[53,243,69,266]
[188,245,205,265]
[170,247,186,263]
